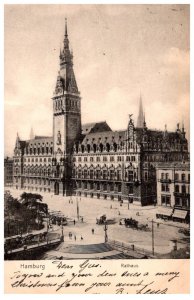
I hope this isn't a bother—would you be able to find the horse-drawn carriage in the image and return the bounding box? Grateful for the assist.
[124,218,138,228]
[119,218,150,231]
[96,214,116,225]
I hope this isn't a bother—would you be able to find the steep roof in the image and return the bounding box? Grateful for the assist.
[135,128,186,144]
[82,121,112,135]
[82,130,126,145]
[25,136,53,146]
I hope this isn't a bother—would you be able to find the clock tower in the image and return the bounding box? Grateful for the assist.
[52,19,81,195]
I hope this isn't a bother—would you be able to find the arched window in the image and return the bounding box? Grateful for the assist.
[90,169,94,179]
[117,169,122,180]
[110,169,114,180]
[83,169,87,179]
[78,169,82,178]
[106,143,110,152]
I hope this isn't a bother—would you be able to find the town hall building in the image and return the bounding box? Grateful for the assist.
[13,21,189,206]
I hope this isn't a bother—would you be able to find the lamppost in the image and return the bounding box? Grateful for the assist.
[76,197,80,221]
[104,221,108,243]
[152,219,155,256]
[61,218,64,242]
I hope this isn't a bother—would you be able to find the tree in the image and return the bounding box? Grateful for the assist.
[20,192,48,229]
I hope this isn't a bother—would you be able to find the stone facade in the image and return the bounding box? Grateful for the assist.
[4,157,13,187]
[156,162,190,209]
[13,21,189,205]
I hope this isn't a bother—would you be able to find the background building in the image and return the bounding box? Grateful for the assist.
[156,162,190,209]
[4,157,13,187]
[13,21,189,205]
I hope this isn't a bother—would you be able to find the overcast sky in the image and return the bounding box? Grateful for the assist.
[4,4,190,156]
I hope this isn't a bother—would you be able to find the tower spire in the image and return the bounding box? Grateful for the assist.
[137,93,144,128]
[15,132,21,149]
[65,18,68,38]
[143,111,147,128]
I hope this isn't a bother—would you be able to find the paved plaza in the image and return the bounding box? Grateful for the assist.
[6,188,190,257]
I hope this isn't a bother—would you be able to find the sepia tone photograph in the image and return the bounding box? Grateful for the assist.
[4,4,190,262]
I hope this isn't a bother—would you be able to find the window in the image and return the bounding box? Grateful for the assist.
[110,183,114,191]
[103,183,107,191]
[117,170,121,180]
[128,171,133,182]
[126,156,130,162]
[145,172,148,181]
[110,156,114,162]
[90,157,94,162]
[78,169,82,178]
[103,156,107,162]
[161,184,169,192]
[84,157,87,162]
[175,197,181,206]
[78,157,82,162]
[161,173,164,180]
[161,195,171,206]
[110,170,114,180]
[182,185,186,194]
[90,169,94,179]
[129,185,133,194]
[181,173,185,182]
[165,173,169,179]
[97,182,100,190]
[175,185,179,193]
[188,174,190,183]
[96,157,100,162]
[117,156,122,162]
[83,169,87,179]
[118,184,121,192]
[96,170,101,179]
[103,170,107,179]
[175,173,179,181]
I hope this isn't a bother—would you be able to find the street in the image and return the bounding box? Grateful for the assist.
[6,188,190,257]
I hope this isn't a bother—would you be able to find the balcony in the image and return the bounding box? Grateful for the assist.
[160,179,172,183]
[174,179,190,184]
[174,192,190,198]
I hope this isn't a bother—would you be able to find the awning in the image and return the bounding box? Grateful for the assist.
[173,210,188,219]
[156,209,173,217]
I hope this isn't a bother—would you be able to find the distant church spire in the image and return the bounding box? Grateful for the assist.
[137,93,144,128]
[15,132,20,149]
[30,127,35,140]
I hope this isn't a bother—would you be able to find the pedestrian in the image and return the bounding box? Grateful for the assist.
[81,236,83,240]
[92,228,94,234]
[73,219,76,226]
[74,235,76,241]
[118,210,120,215]
[157,223,159,228]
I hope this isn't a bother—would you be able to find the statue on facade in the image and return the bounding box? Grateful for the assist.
[57,130,62,145]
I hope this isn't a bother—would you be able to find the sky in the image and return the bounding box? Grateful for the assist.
[4,4,190,157]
